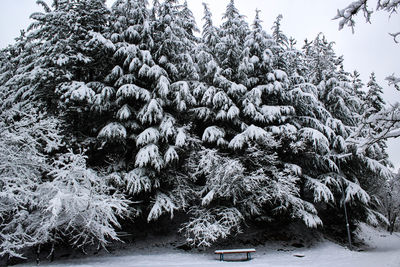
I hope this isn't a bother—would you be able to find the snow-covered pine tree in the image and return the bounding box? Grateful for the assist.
[283,37,309,86]
[303,34,361,128]
[142,0,200,221]
[303,33,336,87]
[59,0,200,223]
[270,14,289,71]
[297,34,391,231]
[271,35,343,232]
[152,0,198,81]
[201,3,220,55]
[192,3,220,88]
[361,73,389,164]
[239,10,293,128]
[239,13,330,229]
[364,72,385,117]
[271,14,288,49]
[192,0,249,148]
[179,0,199,39]
[186,7,324,246]
[350,70,365,108]
[348,73,392,194]
[20,0,111,108]
[0,32,40,110]
[327,61,363,126]
[240,9,274,88]
[216,0,249,83]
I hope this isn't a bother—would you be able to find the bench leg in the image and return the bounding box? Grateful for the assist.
[247,252,251,260]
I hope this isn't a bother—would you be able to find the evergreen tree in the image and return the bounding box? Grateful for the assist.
[357,73,391,169]
[284,37,309,86]
[216,0,249,82]
[28,0,110,108]
[201,3,220,53]
[0,32,40,109]
[179,0,199,39]
[61,0,200,223]
[365,72,385,116]
[271,14,288,48]
[240,9,275,88]
[152,0,198,81]
[192,0,248,149]
[351,70,365,105]
[278,34,389,237]
[190,7,322,240]
[271,14,289,70]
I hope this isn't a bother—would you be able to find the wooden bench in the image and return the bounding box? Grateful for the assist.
[214,248,256,261]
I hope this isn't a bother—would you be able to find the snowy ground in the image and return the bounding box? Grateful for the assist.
[16,224,400,267]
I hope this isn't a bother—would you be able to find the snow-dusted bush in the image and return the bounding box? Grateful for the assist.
[1,149,130,259]
[36,150,130,248]
[0,107,63,258]
[379,172,400,233]
[0,107,129,258]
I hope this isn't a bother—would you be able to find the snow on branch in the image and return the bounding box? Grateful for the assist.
[116,84,151,102]
[343,179,371,204]
[88,31,116,51]
[228,125,269,150]
[297,206,323,228]
[58,81,95,104]
[386,74,400,90]
[334,0,400,42]
[361,156,394,178]
[98,122,127,141]
[180,207,243,247]
[135,144,164,172]
[138,99,164,124]
[164,146,179,164]
[41,150,130,248]
[125,168,152,195]
[333,0,371,32]
[305,176,335,203]
[365,207,389,226]
[202,126,225,143]
[347,103,400,152]
[136,127,160,147]
[147,192,179,221]
[299,127,330,154]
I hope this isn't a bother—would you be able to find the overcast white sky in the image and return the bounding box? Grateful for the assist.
[0,0,399,170]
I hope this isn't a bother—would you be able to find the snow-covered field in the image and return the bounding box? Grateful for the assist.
[17,224,400,267]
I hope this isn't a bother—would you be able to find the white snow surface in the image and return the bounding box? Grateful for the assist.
[17,224,400,267]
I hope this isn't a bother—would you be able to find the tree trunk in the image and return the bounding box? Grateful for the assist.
[389,216,397,235]
[49,242,55,262]
[36,244,41,265]
[48,229,56,262]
